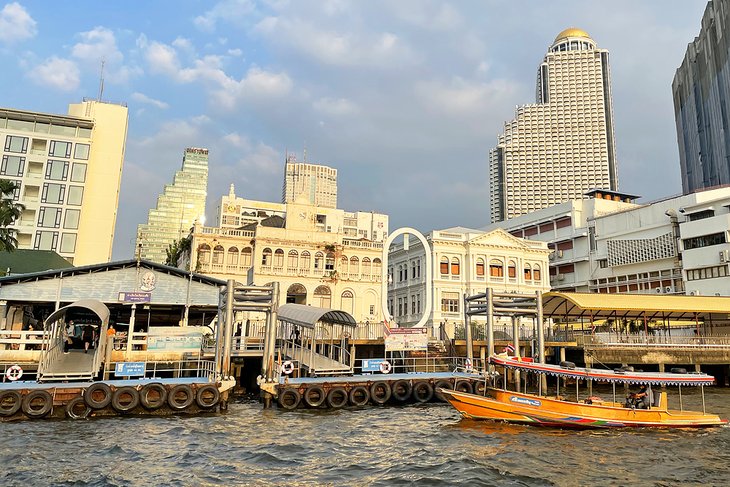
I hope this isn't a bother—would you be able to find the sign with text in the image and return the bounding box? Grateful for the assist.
[362,359,387,373]
[118,292,152,303]
[115,362,146,377]
[384,327,428,352]
[147,327,203,352]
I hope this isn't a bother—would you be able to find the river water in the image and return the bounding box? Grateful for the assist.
[3,388,730,486]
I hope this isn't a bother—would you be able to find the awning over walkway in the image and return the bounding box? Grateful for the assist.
[542,292,730,321]
[277,304,357,329]
[44,299,111,328]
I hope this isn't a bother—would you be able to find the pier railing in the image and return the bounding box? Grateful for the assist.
[0,329,47,351]
[584,334,730,349]
[106,359,217,380]
[352,356,485,375]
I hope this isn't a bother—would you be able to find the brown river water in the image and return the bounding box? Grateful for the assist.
[2,387,729,486]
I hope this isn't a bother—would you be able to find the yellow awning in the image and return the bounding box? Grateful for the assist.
[542,292,730,321]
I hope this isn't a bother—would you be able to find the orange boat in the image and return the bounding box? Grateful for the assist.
[440,356,727,428]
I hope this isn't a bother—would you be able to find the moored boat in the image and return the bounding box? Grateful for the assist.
[439,355,728,428]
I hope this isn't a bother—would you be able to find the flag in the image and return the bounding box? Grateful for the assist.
[382,319,391,336]
[504,343,515,354]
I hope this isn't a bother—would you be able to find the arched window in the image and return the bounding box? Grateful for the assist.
[350,256,359,277]
[227,247,239,265]
[314,285,331,308]
[533,264,541,281]
[341,255,349,275]
[288,250,298,270]
[242,247,252,267]
[274,249,284,267]
[440,257,449,275]
[212,245,224,265]
[508,260,517,278]
[198,244,211,265]
[341,290,354,315]
[373,258,382,281]
[451,257,460,276]
[325,252,335,271]
[362,257,371,278]
[489,259,504,277]
[524,264,532,281]
[300,251,311,271]
[262,248,272,266]
[476,257,485,277]
[314,251,324,271]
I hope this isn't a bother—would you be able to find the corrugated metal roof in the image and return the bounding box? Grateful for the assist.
[44,299,111,328]
[543,292,730,320]
[278,304,356,329]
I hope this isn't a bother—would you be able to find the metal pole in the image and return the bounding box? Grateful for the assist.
[126,304,136,361]
[512,315,520,392]
[222,279,235,378]
[486,288,494,359]
[464,293,473,362]
[536,290,545,364]
[214,288,224,376]
[268,282,280,381]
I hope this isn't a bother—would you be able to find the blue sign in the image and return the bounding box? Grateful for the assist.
[510,396,541,407]
[115,362,146,377]
[362,359,386,373]
[118,292,152,303]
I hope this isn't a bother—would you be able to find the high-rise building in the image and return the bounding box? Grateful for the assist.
[489,28,618,223]
[673,0,730,194]
[282,153,337,208]
[0,99,128,265]
[137,147,208,264]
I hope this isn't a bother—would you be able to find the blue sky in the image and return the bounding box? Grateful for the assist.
[0,1,709,259]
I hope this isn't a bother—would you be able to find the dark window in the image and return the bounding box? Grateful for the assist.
[45,160,69,181]
[683,232,726,250]
[4,135,28,153]
[687,209,714,221]
[1,155,25,176]
[41,183,65,204]
[48,140,72,158]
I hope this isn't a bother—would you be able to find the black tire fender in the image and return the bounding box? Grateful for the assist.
[391,380,412,402]
[22,390,53,418]
[139,383,168,410]
[196,384,220,409]
[111,386,140,413]
[455,381,474,394]
[348,386,370,406]
[84,383,112,410]
[65,396,92,419]
[412,381,434,403]
[303,386,326,408]
[168,384,195,410]
[0,390,22,417]
[474,381,487,396]
[278,388,301,410]
[326,387,348,409]
[434,380,454,401]
[370,381,392,405]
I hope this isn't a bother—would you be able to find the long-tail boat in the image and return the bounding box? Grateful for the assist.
[439,355,727,428]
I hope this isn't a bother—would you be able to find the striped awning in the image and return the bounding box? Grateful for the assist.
[277,304,356,330]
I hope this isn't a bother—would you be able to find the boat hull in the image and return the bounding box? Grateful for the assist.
[440,388,727,428]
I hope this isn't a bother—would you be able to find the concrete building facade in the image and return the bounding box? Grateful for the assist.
[137,147,208,264]
[673,0,730,194]
[282,153,337,209]
[489,28,618,222]
[0,99,128,266]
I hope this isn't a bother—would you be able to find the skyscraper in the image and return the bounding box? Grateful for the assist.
[489,28,618,223]
[282,153,337,208]
[673,0,730,194]
[0,99,128,266]
[137,147,208,264]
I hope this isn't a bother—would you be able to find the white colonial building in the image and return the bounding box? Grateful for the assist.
[387,227,551,335]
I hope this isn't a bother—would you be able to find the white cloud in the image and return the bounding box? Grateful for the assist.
[0,2,36,44]
[145,41,181,77]
[194,0,255,32]
[172,37,194,52]
[72,27,141,83]
[227,48,243,57]
[313,97,358,117]
[211,67,293,110]
[415,77,517,117]
[28,57,80,91]
[131,92,169,109]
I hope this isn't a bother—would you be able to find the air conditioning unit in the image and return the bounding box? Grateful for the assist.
[720,250,728,263]
[689,290,701,296]
[549,252,555,261]
[557,273,565,281]
[655,287,662,293]
[557,250,564,258]
[665,286,672,293]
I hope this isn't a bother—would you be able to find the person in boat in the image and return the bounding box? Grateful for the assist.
[627,385,653,409]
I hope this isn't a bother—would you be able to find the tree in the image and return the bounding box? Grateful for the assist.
[165,235,192,268]
[0,179,24,252]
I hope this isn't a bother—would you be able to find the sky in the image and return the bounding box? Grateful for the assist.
[0,0,710,259]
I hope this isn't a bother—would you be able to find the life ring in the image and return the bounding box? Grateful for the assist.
[65,396,91,420]
[278,388,301,410]
[281,361,295,375]
[326,387,348,409]
[111,386,140,413]
[196,384,220,409]
[455,381,474,394]
[84,383,112,409]
[370,381,391,405]
[140,383,168,410]
[391,380,412,402]
[434,380,454,402]
[379,361,392,374]
[168,384,195,410]
[5,365,23,381]
[303,386,326,408]
[412,381,434,403]
[464,359,473,372]
[0,390,22,416]
[22,390,53,418]
[348,386,370,406]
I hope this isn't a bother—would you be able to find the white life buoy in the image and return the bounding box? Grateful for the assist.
[5,365,23,381]
[379,360,392,374]
[281,361,295,375]
[464,358,473,372]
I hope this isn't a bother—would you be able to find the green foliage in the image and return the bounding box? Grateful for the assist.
[0,180,24,252]
[165,235,192,267]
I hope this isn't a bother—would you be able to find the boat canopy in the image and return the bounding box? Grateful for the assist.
[490,355,716,387]
[43,299,111,329]
[277,304,356,330]
[542,292,730,321]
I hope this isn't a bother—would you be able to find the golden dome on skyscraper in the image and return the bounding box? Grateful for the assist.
[554,28,592,43]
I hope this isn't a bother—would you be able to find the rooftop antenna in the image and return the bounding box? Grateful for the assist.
[97,59,105,102]
[303,143,307,162]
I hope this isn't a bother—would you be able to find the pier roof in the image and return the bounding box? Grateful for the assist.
[278,304,356,329]
[542,292,730,321]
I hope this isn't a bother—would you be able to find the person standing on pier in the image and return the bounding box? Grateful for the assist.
[82,325,94,353]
